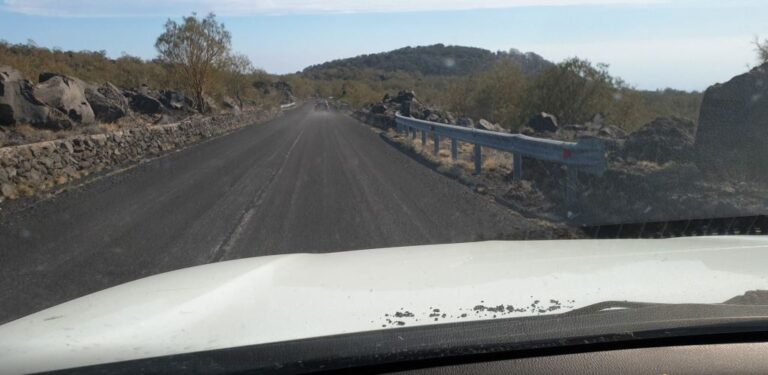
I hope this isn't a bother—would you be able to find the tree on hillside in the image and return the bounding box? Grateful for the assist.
[521,58,617,125]
[755,36,768,64]
[221,53,255,108]
[155,13,231,112]
[448,60,527,129]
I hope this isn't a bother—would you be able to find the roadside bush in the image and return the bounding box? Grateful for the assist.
[444,60,526,130]
[520,58,618,126]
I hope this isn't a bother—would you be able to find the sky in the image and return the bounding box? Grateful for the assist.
[0,0,767,91]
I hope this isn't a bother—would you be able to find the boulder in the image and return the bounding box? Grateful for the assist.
[551,116,627,156]
[159,90,194,111]
[528,112,558,133]
[273,81,293,94]
[392,90,416,104]
[0,66,47,126]
[222,96,241,112]
[253,81,271,95]
[273,81,295,104]
[401,98,423,118]
[476,119,505,133]
[584,114,627,139]
[253,80,295,103]
[457,117,474,127]
[34,73,96,124]
[519,126,536,136]
[695,63,768,180]
[203,95,219,114]
[443,111,456,124]
[594,123,626,139]
[623,117,695,164]
[370,102,387,114]
[38,72,60,83]
[0,66,72,129]
[85,82,130,122]
[422,108,453,124]
[129,92,164,115]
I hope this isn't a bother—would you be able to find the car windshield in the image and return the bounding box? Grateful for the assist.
[1,0,768,372]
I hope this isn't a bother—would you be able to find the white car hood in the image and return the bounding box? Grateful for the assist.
[2,236,768,373]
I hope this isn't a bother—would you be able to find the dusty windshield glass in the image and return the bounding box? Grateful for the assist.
[0,1,768,371]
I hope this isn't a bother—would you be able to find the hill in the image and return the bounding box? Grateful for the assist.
[298,45,702,132]
[302,44,553,79]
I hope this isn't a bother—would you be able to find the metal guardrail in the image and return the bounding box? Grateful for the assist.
[395,113,607,202]
[280,102,297,110]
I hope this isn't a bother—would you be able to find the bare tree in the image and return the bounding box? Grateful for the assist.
[755,36,768,64]
[223,53,255,108]
[155,13,231,112]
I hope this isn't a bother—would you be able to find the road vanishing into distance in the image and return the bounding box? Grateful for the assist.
[0,103,549,324]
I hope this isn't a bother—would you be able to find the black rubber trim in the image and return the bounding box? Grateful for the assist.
[581,214,767,238]
[45,304,768,374]
[337,325,768,374]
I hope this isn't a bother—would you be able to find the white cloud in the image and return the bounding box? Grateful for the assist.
[1,0,666,17]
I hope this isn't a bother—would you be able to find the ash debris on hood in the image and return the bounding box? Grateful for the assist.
[377,298,575,328]
[379,308,416,328]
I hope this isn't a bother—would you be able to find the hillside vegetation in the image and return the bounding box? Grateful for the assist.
[299,44,703,131]
[0,35,703,133]
[0,38,285,110]
[303,44,552,78]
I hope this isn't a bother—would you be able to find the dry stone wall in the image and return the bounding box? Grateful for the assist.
[0,109,278,200]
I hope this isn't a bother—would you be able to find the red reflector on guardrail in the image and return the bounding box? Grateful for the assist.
[562,149,572,159]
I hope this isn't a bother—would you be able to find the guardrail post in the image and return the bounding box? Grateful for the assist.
[410,127,416,139]
[433,133,440,155]
[513,153,523,181]
[565,167,579,205]
[451,138,458,161]
[421,130,427,146]
[473,145,482,174]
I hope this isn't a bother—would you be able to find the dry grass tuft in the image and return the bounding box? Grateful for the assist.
[455,160,475,174]
[0,115,148,148]
[98,123,121,132]
[16,184,35,197]
[13,124,56,143]
[482,152,513,173]
[389,130,516,177]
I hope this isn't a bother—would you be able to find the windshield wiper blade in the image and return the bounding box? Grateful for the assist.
[563,291,768,317]
[582,214,768,239]
[561,301,669,316]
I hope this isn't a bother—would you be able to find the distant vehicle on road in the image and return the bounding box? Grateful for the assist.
[314,100,330,111]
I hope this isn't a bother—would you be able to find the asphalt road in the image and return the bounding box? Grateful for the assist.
[0,104,548,324]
